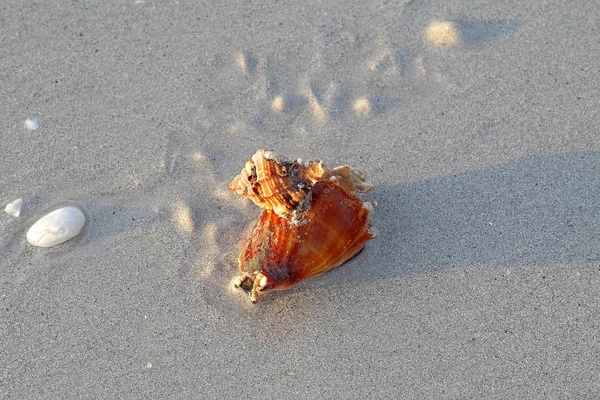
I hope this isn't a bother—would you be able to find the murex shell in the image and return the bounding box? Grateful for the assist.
[229,149,376,302]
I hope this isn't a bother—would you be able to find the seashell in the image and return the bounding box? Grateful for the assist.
[4,198,23,217]
[229,150,375,302]
[26,206,85,248]
[228,149,326,216]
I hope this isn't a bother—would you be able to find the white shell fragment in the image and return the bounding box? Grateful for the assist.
[27,206,85,248]
[4,198,23,217]
[24,119,39,130]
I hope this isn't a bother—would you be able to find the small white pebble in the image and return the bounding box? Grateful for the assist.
[26,206,85,247]
[4,198,23,217]
[146,363,152,369]
[24,119,39,130]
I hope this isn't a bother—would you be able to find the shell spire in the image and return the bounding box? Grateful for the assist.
[228,149,326,216]
[228,149,375,302]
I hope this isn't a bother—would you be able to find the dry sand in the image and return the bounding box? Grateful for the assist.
[1,0,599,398]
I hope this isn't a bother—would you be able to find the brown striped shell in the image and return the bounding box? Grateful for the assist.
[229,150,376,302]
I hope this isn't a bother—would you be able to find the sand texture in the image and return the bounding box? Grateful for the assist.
[1,0,599,398]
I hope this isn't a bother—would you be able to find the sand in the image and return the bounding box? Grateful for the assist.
[1,0,599,398]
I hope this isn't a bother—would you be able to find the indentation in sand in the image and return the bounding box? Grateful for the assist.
[414,57,426,77]
[367,49,394,73]
[426,21,460,48]
[235,53,247,72]
[432,72,456,89]
[227,32,473,131]
[213,188,250,211]
[365,35,397,74]
[196,223,219,277]
[452,19,521,47]
[172,201,194,234]
[229,121,264,137]
[271,96,285,112]
[306,89,327,120]
[235,52,258,74]
[305,82,338,121]
[353,98,371,115]
[192,152,206,165]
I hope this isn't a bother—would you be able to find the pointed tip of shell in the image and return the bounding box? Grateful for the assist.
[253,148,278,162]
[228,149,326,215]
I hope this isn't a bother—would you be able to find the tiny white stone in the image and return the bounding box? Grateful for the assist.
[26,206,85,248]
[24,119,39,130]
[4,198,23,217]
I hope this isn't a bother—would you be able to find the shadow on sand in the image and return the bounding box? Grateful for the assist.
[307,150,599,290]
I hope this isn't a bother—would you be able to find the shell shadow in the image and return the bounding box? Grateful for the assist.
[306,150,599,290]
